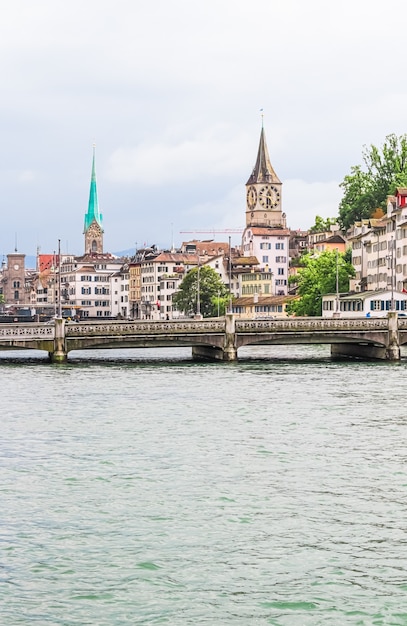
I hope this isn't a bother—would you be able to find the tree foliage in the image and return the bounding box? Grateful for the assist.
[338,134,407,231]
[173,265,229,317]
[286,250,355,317]
[309,215,337,233]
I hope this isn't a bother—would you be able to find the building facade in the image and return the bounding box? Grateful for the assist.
[1,253,30,306]
[347,188,407,294]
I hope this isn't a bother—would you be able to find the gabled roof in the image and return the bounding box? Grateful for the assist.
[232,256,259,266]
[151,252,199,264]
[325,235,346,244]
[38,254,56,273]
[368,219,386,229]
[246,126,281,186]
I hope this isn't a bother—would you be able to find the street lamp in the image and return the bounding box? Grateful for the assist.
[335,248,340,316]
[57,239,62,318]
[228,236,232,313]
[388,236,395,311]
[196,258,201,316]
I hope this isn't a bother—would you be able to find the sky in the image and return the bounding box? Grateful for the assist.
[1,0,407,258]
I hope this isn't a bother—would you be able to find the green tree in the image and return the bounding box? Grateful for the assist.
[338,134,407,230]
[309,215,337,233]
[286,250,355,317]
[173,265,229,318]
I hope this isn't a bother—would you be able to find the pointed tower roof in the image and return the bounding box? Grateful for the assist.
[246,125,281,185]
[84,146,103,232]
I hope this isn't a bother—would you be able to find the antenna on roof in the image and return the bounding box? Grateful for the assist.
[14,232,17,253]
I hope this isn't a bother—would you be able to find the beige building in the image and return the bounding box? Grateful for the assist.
[232,294,298,318]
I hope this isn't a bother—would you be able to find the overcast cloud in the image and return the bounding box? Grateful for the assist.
[0,0,406,257]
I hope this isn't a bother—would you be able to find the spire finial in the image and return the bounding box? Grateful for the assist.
[260,108,264,128]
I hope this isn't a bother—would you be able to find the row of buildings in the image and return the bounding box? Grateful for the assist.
[0,127,308,320]
[4,124,406,320]
[320,188,407,318]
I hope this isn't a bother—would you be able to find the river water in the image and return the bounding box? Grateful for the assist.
[1,345,407,625]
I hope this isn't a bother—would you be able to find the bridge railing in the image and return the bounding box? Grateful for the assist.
[235,317,389,333]
[65,319,226,337]
[0,323,55,340]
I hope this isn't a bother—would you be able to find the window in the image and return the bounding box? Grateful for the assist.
[262,256,269,263]
[277,268,284,275]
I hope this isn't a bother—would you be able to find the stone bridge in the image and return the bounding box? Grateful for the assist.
[0,313,406,362]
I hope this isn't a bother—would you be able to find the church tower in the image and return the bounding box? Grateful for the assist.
[242,122,290,295]
[84,147,104,254]
[245,124,286,229]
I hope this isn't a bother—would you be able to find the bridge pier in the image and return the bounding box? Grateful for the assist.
[192,314,238,361]
[49,318,68,363]
[331,313,400,361]
[331,343,390,360]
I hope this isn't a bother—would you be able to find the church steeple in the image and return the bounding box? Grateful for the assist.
[84,146,104,254]
[245,124,285,229]
[246,125,281,186]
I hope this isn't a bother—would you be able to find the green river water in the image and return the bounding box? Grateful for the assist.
[1,345,407,625]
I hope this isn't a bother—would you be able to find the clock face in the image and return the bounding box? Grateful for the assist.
[14,264,19,270]
[246,185,257,209]
[259,185,280,209]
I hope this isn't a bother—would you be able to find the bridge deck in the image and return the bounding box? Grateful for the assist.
[0,315,404,360]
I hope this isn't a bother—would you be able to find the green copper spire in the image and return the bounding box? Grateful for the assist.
[84,146,103,232]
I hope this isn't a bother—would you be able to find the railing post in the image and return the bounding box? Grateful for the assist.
[223,313,237,361]
[50,318,67,363]
[386,311,400,361]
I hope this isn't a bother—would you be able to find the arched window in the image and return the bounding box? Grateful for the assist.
[92,240,98,252]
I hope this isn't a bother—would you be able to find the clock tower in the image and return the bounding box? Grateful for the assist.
[84,147,104,255]
[242,123,290,295]
[245,125,286,229]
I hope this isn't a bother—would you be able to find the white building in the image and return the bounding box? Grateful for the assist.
[60,253,122,318]
[347,188,407,294]
[322,289,407,318]
[140,252,198,320]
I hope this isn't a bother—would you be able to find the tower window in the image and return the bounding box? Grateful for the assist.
[92,240,98,252]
